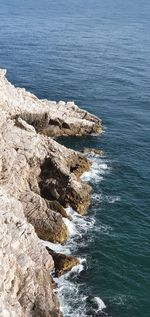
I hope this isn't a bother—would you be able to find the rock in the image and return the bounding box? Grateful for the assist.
[0,69,101,316]
[69,153,92,178]
[0,111,68,243]
[39,147,92,214]
[20,191,68,244]
[46,247,80,277]
[0,69,102,137]
[0,69,100,217]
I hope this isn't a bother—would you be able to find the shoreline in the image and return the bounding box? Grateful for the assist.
[0,69,103,316]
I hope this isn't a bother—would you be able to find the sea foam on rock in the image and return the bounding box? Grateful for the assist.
[0,69,102,316]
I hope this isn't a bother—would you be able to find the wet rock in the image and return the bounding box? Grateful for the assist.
[46,247,80,277]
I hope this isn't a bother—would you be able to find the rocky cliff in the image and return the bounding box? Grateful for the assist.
[0,69,102,317]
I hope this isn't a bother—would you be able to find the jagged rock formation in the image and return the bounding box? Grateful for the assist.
[0,69,101,316]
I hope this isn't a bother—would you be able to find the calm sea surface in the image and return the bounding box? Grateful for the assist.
[0,1,150,316]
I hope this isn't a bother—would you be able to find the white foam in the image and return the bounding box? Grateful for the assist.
[53,259,87,317]
[93,296,106,311]
[63,217,78,237]
[43,155,111,316]
[65,258,86,277]
[42,240,71,255]
[91,192,103,203]
[81,156,110,184]
[97,223,113,236]
[43,204,109,316]
[55,273,106,317]
[106,195,120,204]
[46,205,105,317]
[92,193,120,204]
[109,294,131,306]
[65,206,96,236]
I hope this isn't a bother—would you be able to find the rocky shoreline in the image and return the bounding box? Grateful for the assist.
[0,69,102,317]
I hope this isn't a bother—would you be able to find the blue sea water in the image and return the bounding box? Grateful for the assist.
[0,1,150,316]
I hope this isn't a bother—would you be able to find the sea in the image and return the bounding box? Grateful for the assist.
[0,1,150,317]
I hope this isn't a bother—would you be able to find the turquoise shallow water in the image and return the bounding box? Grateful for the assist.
[0,1,150,316]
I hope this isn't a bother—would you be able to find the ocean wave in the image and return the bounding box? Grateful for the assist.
[93,297,106,311]
[91,193,103,203]
[54,260,87,317]
[105,195,121,204]
[64,206,96,252]
[42,240,71,255]
[109,294,131,306]
[54,260,106,317]
[81,156,110,184]
[91,193,120,204]
[43,155,111,316]
[63,217,78,237]
[43,205,96,255]
[96,223,113,236]
[43,205,107,316]
[65,206,96,235]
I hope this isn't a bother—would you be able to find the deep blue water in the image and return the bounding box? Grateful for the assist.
[0,1,150,316]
